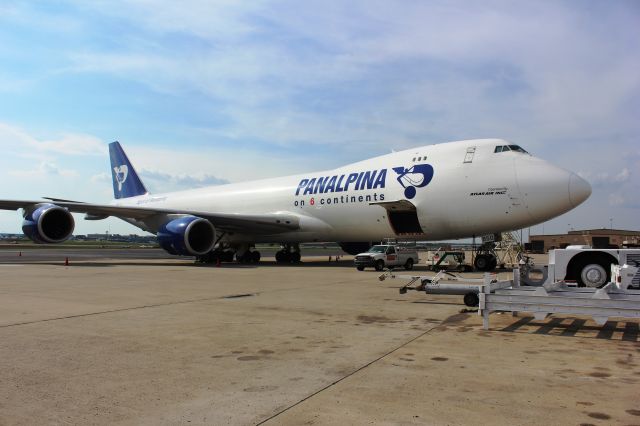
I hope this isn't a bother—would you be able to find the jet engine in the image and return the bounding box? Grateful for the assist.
[22,203,75,243]
[157,216,215,256]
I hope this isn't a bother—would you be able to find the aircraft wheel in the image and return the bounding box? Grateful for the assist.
[404,258,414,270]
[374,259,385,271]
[474,254,489,271]
[236,252,253,263]
[356,266,365,271]
[251,251,261,263]
[463,292,479,307]
[223,250,235,262]
[290,251,301,263]
[276,250,291,263]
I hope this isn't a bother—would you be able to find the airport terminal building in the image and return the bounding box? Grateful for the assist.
[528,228,640,252]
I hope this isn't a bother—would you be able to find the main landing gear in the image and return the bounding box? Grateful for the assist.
[195,243,302,265]
[275,243,302,264]
[195,244,261,264]
[195,249,234,264]
[236,250,261,264]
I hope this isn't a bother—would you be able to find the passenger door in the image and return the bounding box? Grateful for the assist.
[386,246,397,262]
[463,146,476,163]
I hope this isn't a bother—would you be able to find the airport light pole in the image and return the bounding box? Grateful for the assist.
[610,218,613,230]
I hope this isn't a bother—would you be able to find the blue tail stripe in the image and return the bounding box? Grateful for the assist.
[108,141,148,199]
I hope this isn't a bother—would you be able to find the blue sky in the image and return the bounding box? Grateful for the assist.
[0,1,638,237]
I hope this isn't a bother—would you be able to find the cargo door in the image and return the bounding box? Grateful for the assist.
[371,200,424,236]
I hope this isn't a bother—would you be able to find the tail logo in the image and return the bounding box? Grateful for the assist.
[392,164,434,199]
[113,165,129,191]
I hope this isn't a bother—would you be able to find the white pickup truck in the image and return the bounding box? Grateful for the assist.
[354,244,419,271]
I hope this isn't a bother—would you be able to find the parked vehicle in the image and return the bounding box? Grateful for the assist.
[549,246,640,287]
[354,244,419,271]
[428,250,473,272]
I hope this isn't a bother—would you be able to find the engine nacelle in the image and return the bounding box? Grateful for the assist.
[22,203,75,244]
[157,216,215,256]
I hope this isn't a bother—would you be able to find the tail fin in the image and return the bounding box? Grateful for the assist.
[109,141,148,199]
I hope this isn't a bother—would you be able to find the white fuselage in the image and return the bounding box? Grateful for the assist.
[115,139,591,243]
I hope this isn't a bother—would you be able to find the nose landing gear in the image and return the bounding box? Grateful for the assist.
[474,253,498,272]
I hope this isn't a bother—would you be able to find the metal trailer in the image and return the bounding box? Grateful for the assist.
[381,267,640,330]
[428,251,473,272]
[478,268,640,330]
[379,270,488,307]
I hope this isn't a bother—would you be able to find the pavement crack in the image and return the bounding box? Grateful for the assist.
[255,325,439,425]
[0,296,231,329]
[0,277,358,330]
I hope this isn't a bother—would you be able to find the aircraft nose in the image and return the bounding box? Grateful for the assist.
[569,173,591,207]
[515,157,591,222]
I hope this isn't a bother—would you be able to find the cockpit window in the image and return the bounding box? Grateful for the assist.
[508,145,529,154]
[494,145,529,154]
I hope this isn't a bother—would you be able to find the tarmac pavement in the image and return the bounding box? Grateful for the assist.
[0,253,638,425]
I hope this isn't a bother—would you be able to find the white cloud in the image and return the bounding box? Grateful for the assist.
[140,170,229,191]
[0,122,106,156]
[38,134,105,156]
[124,144,325,185]
[9,161,78,178]
[90,172,110,183]
[579,168,632,187]
[616,168,632,183]
[78,0,266,41]
[609,193,625,206]
[58,1,639,155]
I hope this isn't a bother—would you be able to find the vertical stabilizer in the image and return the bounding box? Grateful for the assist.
[108,141,148,199]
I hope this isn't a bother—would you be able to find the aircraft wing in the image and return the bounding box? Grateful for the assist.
[0,199,300,234]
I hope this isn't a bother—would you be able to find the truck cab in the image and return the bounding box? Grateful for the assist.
[354,244,419,271]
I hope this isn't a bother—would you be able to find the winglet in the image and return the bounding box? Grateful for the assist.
[108,141,148,199]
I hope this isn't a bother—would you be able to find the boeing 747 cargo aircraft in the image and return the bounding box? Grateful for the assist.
[0,139,591,264]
